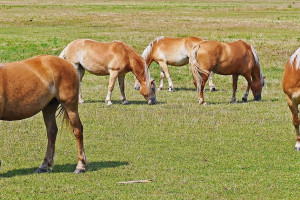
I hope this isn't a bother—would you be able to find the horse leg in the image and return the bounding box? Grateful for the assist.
[118,74,129,105]
[231,75,238,103]
[62,104,86,173]
[159,61,174,91]
[242,74,252,102]
[208,72,216,91]
[286,96,300,150]
[157,69,165,91]
[35,100,59,173]
[134,75,140,90]
[78,66,85,104]
[199,74,209,105]
[105,70,118,106]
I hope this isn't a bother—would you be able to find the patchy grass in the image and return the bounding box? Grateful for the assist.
[0,0,300,199]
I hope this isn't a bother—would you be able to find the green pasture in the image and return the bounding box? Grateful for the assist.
[0,0,300,199]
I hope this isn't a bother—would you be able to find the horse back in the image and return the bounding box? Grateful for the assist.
[283,59,300,100]
[0,55,79,120]
[64,39,135,75]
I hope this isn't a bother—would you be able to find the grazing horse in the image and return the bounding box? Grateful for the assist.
[0,55,86,174]
[190,40,265,104]
[134,36,216,91]
[59,39,156,105]
[282,47,300,150]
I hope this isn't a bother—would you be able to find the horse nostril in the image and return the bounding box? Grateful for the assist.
[254,94,261,101]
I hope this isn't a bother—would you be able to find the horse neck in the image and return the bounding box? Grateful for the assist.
[131,57,149,88]
[251,64,262,84]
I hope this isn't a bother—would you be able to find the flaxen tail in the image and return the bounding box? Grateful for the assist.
[59,46,68,60]
[56,105,72,131]
[189,44,208,93]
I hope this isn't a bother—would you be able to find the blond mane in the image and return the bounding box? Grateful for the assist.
[142,36,165,64]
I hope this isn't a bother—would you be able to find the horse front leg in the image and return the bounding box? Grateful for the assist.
[159,61,174,91]
[35,102,59,173]
[286,96,300,150]
[105,71,119,106]
[231,75,238,103]
[208,72,216,91]
[118,74,129,105]
[242,74,252,102]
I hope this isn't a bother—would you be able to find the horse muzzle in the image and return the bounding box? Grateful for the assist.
[254,94,261,101]
[148,97,156,105]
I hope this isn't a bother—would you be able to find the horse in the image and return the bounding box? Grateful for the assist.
[59,39,156,105]
[189,40,265,105]
[282,47,300,150]
[134,36,216,92]
[0,55,86,174]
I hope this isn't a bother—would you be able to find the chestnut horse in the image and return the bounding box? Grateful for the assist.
[134,36,216,91]
[190,40,265,104]
[282,47,300,150]
[0,55,86,174]
[59,39,156,105]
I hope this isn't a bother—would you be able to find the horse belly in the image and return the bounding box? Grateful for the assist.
[167,56,189,66]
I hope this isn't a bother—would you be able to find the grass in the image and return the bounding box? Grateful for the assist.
[0,0,300,199]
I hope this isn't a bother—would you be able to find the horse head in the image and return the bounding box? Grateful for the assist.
[140,78,156,105]
[251,75,266,101]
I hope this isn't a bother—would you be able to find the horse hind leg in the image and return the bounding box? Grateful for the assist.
[157,69,165,91]
[208,72,216,91]
[62,102,87,173]
[35,99,59,173]
[286,96,300,151]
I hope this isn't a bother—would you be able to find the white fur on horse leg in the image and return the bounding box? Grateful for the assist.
[134,82,140,90]
[230,97,237,103]
[198,98,206,105]
[106,101,112,106]
[295,141,300,151]
[79,98,84,104]
[167,77,174,92]
[122,100,129,105]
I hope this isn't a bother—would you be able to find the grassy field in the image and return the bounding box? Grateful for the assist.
[0,0,300,199]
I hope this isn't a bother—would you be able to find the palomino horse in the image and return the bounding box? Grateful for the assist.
[134,36,216,91]
[59,39,156,105]
[0,55,86,174]
[282,47,300,150]
[190,40,265,104]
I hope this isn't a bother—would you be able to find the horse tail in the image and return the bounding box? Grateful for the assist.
[59,45,68,60]
[142,36,164,66]
[56,105,72,131]
[189,44,204,92]
[289,47,300,70]
[250,45,265,86]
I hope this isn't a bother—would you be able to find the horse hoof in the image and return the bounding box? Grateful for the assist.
[230,100,237,104]
[157,87,163,91]
[106,101,112,106]
[35,168,48,173]
[74,168,86,174]
[122,100,129,105]
[79,99,84,104]
[168,87,175,92]
[295,147,300,151]
[210,87,216,92]
[242,97,247,102]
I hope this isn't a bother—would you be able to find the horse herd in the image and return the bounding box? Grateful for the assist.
[0,36,299,174]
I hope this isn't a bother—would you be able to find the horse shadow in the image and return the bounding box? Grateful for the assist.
[175,87,219,92]
[84,99,165,105]
[0,161,129,178]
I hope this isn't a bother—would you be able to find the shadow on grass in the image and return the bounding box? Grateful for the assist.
[0,161,129,178]
[83,99,165,105]
[175,87,218,92]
